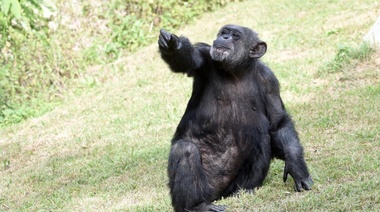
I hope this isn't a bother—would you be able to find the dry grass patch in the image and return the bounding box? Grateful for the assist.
[1,0,380,211]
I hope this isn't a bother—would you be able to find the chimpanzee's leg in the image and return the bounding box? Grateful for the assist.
[168,139,226,212]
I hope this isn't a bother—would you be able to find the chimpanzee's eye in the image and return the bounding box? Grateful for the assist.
[232,32,240,40]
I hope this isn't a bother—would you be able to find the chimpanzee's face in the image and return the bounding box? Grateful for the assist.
[210,25,267,71]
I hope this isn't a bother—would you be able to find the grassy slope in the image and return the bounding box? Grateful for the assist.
[1,0,380,211]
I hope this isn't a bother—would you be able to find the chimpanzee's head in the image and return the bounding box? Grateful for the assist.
[210,25,267,70]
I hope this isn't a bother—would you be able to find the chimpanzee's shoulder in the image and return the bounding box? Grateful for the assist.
[256,62,280,92]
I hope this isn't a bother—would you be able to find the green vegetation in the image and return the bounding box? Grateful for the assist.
[320,43,375,75]
[1,0,380,211]
[0,0,238,125]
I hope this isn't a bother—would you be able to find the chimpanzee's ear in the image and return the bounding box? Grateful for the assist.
[249,42,267,58]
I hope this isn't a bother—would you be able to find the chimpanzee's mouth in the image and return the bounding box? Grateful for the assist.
[214,48,227,53]
[214,45,230,50]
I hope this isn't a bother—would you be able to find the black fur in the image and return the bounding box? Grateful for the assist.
[158,25,313,212]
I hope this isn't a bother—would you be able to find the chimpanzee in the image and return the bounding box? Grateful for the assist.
[158,24,313,212]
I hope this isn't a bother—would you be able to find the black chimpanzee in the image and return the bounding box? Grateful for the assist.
[158,24,313,212]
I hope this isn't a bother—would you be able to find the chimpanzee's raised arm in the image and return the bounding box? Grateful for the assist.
[158,29,207,76]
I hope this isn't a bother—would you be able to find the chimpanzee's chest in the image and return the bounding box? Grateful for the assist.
[196,74,264,125]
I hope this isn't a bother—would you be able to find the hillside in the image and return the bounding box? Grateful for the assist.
[1,0,380,211]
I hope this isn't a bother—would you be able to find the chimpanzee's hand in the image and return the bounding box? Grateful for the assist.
[283,163,313,192]
[158,29,182,55]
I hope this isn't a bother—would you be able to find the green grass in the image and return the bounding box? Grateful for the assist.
[1,0,380,211]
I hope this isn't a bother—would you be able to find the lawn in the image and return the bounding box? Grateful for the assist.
[1,0,380,211]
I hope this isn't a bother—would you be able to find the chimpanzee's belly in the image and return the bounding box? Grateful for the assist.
[187,98,270,198]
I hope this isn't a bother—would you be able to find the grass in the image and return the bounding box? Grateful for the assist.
[1,0,380,211]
